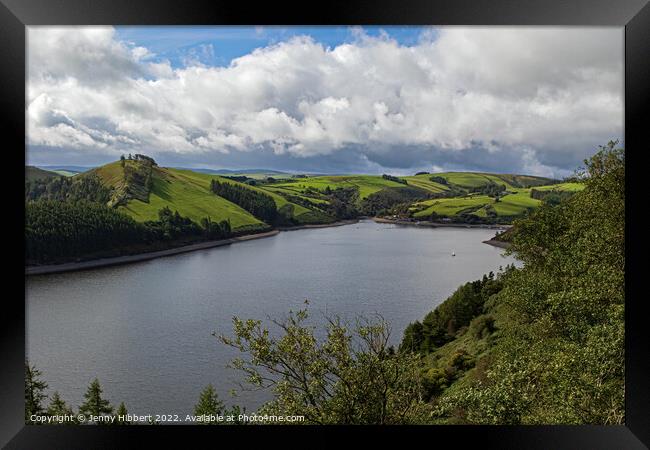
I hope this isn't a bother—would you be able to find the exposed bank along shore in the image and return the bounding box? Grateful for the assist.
[26,218,511,276]
[25,220,360,276]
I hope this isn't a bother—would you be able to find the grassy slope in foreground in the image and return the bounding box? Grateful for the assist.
[89,162,267,232]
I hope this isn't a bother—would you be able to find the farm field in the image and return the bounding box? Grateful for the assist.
[170,169,331,224]
[411,182,583,220]
[269,175,408,199]
[32,157,583,228]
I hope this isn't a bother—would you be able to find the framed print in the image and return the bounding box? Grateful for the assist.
[2,0,649,447]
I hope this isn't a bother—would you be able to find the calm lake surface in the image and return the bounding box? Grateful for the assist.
[26,220,516,417]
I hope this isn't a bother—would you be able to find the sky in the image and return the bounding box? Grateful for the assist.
[26,26,623,177]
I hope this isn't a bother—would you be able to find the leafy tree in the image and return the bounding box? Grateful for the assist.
[25,361,48,423]
[193,384,225,424]
[78,378,113,421]
[218,307,432,424]
[470,181,506,197]
[382,174,408,185]
[429,176,449,185]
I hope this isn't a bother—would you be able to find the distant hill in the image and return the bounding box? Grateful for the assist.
[37,165,93,174]
[39,157,578,227]
[82,160,331,231]
[173,167,289,176]
[26,166,60,181]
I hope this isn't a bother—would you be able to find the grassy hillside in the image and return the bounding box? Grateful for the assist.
[169,169,332,225]
[26,166,60,181]
[410,182,583,222]
[71,157,577,228]
[270,175,408,200]
[87,161,267,232]
[417,172,555,189]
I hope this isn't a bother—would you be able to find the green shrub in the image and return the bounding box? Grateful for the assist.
[470,314,496,339]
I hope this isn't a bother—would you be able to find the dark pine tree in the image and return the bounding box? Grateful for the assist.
[114,402,130,425]
[78,378,113,422]
[25,361,48,423]
[194,384,225,425]
[46,391,77,424]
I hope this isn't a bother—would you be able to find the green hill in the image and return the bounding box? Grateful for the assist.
[262,171,576,223]
[86,161,267,232]
[63,157,579,228]
[83,159,333,231]
[169,169,332,225]
[409,182,582,222]
[26,166,60,181]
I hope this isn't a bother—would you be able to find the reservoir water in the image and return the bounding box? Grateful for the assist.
[26,220,516,418]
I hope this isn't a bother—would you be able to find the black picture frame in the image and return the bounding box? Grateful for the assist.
[2,0,648,447]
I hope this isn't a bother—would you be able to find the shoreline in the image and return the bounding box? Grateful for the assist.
[372,217,511,231]
[278,219,359,231]
[25,217,509,276]
[25,230,280,276]
[25,219,359,276]
[482,238,512,249]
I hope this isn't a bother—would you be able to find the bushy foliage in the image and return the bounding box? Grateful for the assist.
[471,182,506,198]
[323,186,359,220]
[400,271,507,353]
[219,307,432,424]
[429,176,449,185]
[143,206,202,241]
[361,186,430,216]
[199,216,232,240]
[381,174,408,185]
[435,142,625,424]
[132,154,157,165]
[469,314,496,340]
[529,188,576,205]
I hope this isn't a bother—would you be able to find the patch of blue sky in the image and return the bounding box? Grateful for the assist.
[115,25,436,68]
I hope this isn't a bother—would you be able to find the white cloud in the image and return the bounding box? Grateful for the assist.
[26,26,623,175]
